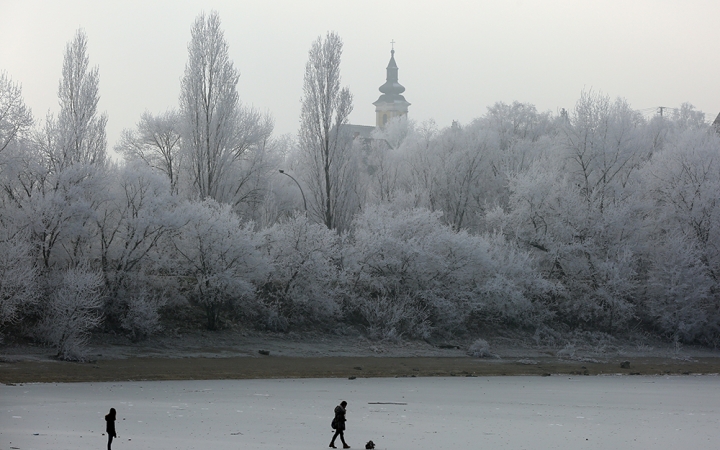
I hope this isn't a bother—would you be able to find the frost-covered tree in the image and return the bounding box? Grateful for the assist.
[482,101,555,151]
[344,205,551,337]
[668,103,706,131]
[180,11,274,204]
[418,123,495,230]
[94,162,178,336]
[38,266,103,361]
[258,213,341,330]
[365,117,412,204]
[0,229,37,328]
[116,110,183,194]
[638,129,720,342]
[0,72,33,154]
[43,29,107,168]
[119,291,165,342]
[298,31,356,231]
[180,11,239,201]
[23,29,107,269]
[562,91,647,211]
[170,199,268,330]
[643,232,718,343]
[487,92,651,331]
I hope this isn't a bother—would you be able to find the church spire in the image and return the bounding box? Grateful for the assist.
[373,42,410,128]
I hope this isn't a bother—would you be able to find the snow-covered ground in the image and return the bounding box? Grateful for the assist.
[2,375,719,450]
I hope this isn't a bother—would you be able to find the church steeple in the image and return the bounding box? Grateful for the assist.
[373,43,410,128]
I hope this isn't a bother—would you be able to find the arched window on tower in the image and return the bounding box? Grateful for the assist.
[383,114,388,125]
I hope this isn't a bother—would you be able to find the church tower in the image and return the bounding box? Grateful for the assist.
[373,44,410,128]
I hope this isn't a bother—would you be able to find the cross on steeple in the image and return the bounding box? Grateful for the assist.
[390,39,395,50]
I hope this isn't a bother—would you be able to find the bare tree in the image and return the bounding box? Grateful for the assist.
[0,72,33,154]
[299,31,355,230]
[116,110,183,194]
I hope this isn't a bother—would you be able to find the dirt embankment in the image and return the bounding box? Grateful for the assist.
[2,331,719,384]
[2,355,720,384]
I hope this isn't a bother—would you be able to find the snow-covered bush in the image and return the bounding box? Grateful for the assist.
[38,266,104,361]
[556,343,576,359]
[258,213,341,330]
[467,338,492,358]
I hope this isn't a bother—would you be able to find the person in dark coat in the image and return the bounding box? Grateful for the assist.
[330,400,350,448]
[105,407,117,450]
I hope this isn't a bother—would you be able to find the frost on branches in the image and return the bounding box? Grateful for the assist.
[38,267,103,361]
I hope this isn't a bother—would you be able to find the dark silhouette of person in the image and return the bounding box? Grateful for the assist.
[330,400,350,448]
[105,407,117,450]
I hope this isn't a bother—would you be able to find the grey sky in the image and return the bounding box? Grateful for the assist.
[1,0,719,151]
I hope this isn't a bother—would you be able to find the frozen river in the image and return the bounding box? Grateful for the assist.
[1,375,719,450]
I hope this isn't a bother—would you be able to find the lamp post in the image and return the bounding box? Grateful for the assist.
[279,169,307,212]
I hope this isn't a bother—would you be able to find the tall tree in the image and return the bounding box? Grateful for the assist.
[25,29,107,269]
[298,31,355,230]
[180,11,239,201]
[52,29,107,168]
[179,11,273,205]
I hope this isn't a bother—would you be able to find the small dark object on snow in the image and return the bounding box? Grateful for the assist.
[348,376,357,380]
[365,440,375,449]
[258,350,270,356]
[620,360,630,369]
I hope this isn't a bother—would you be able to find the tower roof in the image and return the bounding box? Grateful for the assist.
[374,48,409,105]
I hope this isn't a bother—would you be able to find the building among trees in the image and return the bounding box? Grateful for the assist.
[374,44,411,128]
[345,44,410,141]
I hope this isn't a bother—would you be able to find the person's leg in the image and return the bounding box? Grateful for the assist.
[340,430,349,447]
[108,433,113,450]
[330,430,340,447]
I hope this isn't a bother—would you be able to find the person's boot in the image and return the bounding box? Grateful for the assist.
[329,443,336,448]
[343,444,351,449]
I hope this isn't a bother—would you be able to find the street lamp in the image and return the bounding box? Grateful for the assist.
[279,169,307,212]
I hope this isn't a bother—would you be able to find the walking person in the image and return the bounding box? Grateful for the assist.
[105,407,117,450]
[330,400,350,449]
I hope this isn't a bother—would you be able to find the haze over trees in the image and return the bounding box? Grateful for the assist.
[0,11,719,359]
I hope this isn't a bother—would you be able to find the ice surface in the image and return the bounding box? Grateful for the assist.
[1,375,719,449]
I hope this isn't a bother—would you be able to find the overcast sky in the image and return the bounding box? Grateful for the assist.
[1,0,719,151]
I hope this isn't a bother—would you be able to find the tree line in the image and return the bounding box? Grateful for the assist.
[1,11,719,360]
